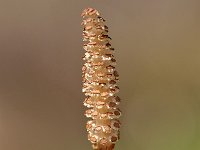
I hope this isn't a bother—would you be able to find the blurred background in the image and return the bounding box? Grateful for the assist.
[0,0,200,150]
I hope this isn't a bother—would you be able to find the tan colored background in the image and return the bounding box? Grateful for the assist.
[0,0,200,150]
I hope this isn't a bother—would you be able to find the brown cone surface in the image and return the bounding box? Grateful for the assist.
[81,8,121,150]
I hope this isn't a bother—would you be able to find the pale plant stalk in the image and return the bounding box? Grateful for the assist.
[81,8,121,150]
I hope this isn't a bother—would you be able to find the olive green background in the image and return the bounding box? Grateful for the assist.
[0,0,200,150]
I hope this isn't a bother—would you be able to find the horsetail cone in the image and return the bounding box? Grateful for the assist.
[81,8,121,150]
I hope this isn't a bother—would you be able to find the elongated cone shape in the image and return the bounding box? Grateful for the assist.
[81,8,121,150]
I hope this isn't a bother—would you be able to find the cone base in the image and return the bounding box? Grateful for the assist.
[92,143,115,150]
